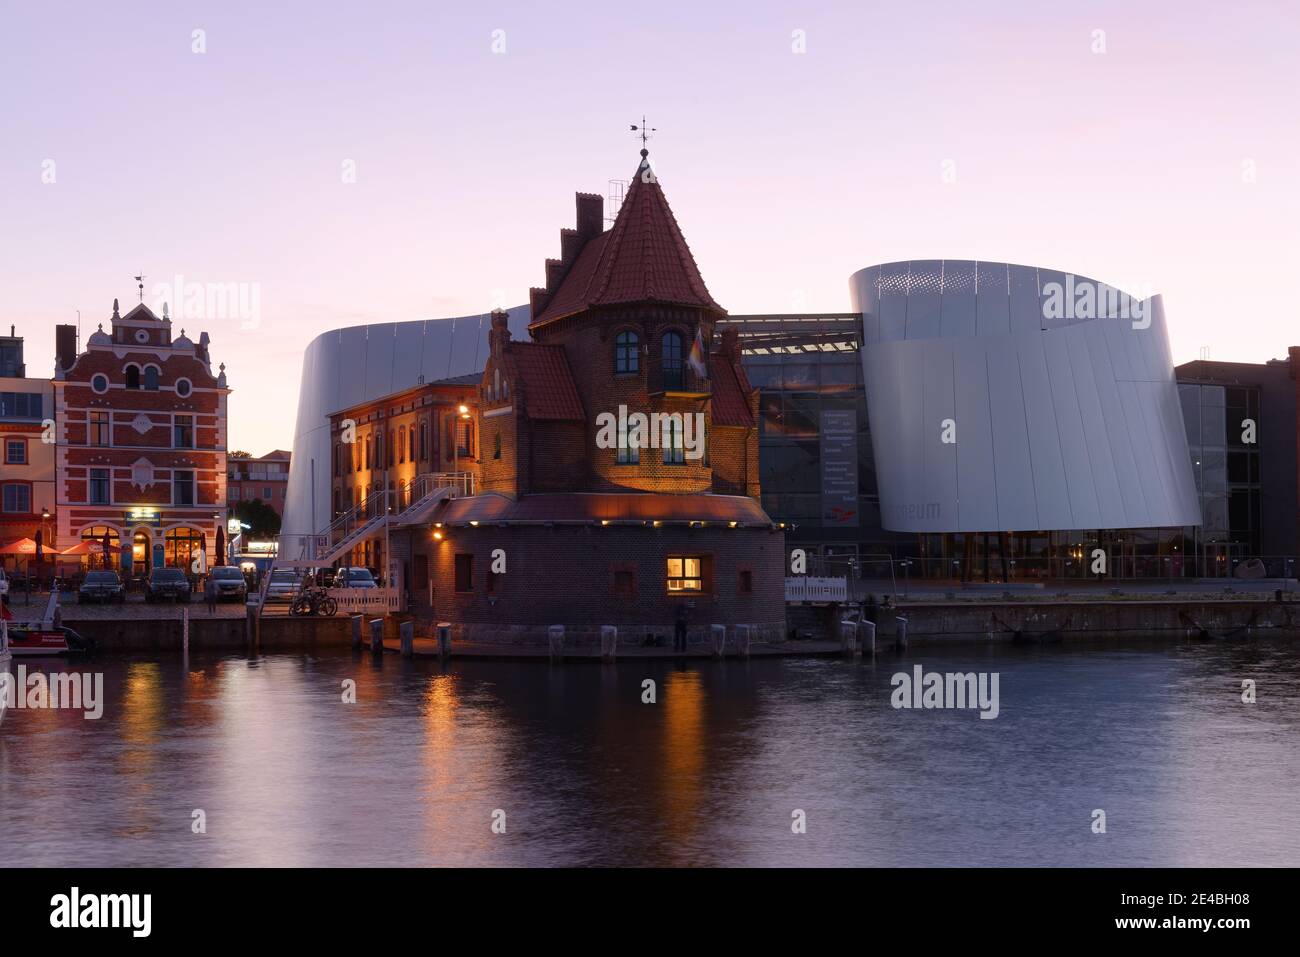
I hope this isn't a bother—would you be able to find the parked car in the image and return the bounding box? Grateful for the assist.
[146,567,192,602]
[264,568,302,604]
[332,567,377,589]
[79,570,126,604]
[207,566,248,602]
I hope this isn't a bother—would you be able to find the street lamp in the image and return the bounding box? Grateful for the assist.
[452,403,471,484]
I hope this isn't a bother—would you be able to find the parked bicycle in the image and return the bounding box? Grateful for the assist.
[290,584,338,617]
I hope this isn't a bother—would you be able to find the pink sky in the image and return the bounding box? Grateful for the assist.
[2,0,1296,455]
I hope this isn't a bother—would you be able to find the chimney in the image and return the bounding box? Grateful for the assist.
[55,324,77,373]
[489,308,512,361]
[575,192,603,239]
[720,327,741,362]
[544,258,565,292]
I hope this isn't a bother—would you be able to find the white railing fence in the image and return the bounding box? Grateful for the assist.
[785,577,848,602]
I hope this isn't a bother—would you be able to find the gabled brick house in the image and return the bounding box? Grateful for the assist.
[395,150,785,646]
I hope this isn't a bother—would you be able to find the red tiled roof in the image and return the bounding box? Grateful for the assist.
[708,354,755,427]
[433,492,772,526]
[531,155,725,326]
[504,342,585,421]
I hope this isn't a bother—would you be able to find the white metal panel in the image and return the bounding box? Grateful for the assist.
[1065,322,1125,525]
[1016,333,1073,528]
[976,261,1010,336]
[952,344,999,530]
[1042,327,1102,528]
[985,343,1039,530]
[1008,265,1041,337]
[939,260,978,339]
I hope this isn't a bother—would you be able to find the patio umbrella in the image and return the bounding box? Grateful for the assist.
[216,526,226,567]
[59,540,100,556]
[0,537,37,554]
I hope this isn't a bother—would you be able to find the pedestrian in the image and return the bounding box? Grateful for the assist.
[673,603,689,653]
[204,574,218,614]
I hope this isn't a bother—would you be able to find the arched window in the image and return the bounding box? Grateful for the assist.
[164,527,204,569]
[493,431,501,460]
[124,365,140,389]
[80,525,121,570]
[143,366,159,390]
[398,426,406,464]
[615,331,640,373]
[419,421,428,462]
[365,435,372,470]
[662,331,684,390]
[407,425,415,462]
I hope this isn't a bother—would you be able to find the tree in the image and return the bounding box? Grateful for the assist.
[229,450,253,458]
[234,499,281,538]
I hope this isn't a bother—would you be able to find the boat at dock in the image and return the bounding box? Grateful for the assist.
[0,589,95,658]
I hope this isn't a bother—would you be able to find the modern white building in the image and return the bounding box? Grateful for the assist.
[850,260,1201,534]
[281,307,530,541]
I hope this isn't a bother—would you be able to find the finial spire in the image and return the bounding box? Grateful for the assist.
[630,116,656,153]
[134,271,146,302]
[112,298,119,319]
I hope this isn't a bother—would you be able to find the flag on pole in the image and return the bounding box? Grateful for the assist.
[687,325,708,378]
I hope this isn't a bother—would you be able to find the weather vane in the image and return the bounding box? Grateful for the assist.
[630,116,656,150]
[134,271,147,302]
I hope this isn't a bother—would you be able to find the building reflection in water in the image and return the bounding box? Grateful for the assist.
[119,661,163,837]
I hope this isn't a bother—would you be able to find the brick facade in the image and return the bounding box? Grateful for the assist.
[53,300,229,575]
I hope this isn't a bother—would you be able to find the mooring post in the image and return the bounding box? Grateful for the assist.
[895,616,908,651]
[400,619,414,658]
[548,624,565,662]
[182,606,190,656]
[736,623,752,659]
[436,621,451,659]
[369,618,384,654]
[600,625,617,663]
[839,618,857,656]
[351,614,362,650]
[710,623,726,658]
[861,620,876,656]
[245,600,260,651]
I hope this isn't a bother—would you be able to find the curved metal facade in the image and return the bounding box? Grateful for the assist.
[282,307,531,538]
[850,261,1201,533]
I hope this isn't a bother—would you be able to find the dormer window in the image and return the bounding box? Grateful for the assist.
[616,331,640,373]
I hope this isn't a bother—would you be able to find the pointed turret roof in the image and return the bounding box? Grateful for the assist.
[530,150,725,327]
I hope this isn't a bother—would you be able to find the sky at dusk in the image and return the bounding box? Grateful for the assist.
[2,0,1296,456]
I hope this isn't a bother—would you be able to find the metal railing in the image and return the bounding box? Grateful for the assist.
[647,357,710,396]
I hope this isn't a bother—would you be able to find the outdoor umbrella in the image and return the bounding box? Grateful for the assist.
[59,540,100,556]
[216,526,226,567]
[0,537,38,585]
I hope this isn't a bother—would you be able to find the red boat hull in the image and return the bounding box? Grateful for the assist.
[5,629,72,656]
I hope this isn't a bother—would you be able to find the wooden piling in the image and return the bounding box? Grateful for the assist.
[400,620,414,658]
[351,615,362,650]
[547,624,565,662]
[436,622,451,659]
[600,625,617,663]
[895,616,908,651]
[369,618,383,654]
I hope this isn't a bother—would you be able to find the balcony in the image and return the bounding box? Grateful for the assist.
[647,358,710,398]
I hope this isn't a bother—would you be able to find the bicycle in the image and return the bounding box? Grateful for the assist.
[290,584,338,617]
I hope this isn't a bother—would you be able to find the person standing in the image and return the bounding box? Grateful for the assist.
[673,603,689,654]
[204,574,218,614]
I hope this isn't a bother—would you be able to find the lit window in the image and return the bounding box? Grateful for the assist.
[667,556,703,592]
[89,411,109,445]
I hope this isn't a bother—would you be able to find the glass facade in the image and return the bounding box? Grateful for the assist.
[734,315,1295,582]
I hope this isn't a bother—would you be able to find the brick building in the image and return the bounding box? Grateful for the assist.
[53,300,229,575]
[228,449,292,516]
[0,326,56,564]
[385,149,785,645]
[328,375,480,571]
